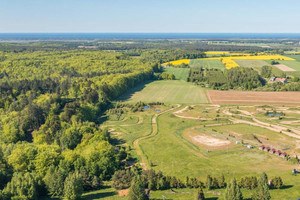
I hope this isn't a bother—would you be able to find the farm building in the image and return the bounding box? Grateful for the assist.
[269,77,287,84]
[281,152,287,158]
[259,145,265,150]
[247,145,253,149]
[264,147,271,152]
[270,148,276,154]
[275,150,281,156]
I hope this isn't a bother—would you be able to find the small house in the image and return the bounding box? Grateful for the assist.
[275,150,281,156]
[236,141,240,144]
[269,77,276,82]
[259,145,265,150]
[281,152,287,158]
[270,148,276,154]
[275,78,287,84]
[247,145,253,149]
[264,147,271,152]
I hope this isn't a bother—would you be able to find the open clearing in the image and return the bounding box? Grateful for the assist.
[118,80,209,104]
[207,90,300,105]
[163,67,190,80]
[274,64,296,71]
[185,129,231,147]
[189,59,225,70]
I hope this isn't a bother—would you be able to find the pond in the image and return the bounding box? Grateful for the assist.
[268,113,280,117]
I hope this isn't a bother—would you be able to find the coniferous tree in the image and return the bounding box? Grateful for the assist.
[128,177,149,200]
[195,187,205,200]
[225,178,243,200]
[252,173,271,200]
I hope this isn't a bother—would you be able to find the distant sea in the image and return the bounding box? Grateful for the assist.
[1,33,300,40]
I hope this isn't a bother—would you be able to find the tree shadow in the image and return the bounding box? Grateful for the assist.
[117,80,153,102]
[205,198,218,200]
[281,185,293,190]
[82,191,117,200]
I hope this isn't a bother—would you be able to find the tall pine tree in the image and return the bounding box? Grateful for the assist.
[195,187,205,200]
[252,173,271,200]
[225,178,243,200]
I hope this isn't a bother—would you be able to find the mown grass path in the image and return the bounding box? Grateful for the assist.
[133,104,180,169]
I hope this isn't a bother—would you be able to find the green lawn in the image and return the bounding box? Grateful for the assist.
[137,108,300,199]
[118,80,209,104]
[189,59,226,70]
[163,67,190,81]
[285,54,300,62]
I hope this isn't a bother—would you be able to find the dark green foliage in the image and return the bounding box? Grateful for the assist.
[206,175,212,190]
[239,176,258,189]
[128,177,149,200]
[261,66,272,78]
[44,166,65,197]
[225,178,243,200]
[252,173,271,200]
[195,187,205,200]
[112,169,135,190]
[63,172,83,200]
[271,177,283,189]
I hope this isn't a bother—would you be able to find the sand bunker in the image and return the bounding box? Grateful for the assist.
[274,64,296,72]
[190,134,231,147]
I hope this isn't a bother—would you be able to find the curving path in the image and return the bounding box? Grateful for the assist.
[133,104,180,169]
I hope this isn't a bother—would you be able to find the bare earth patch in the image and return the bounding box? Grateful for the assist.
[274,64,296,71]
[118,189,129,196]
[207,90,300,105]
[191,135,231,146]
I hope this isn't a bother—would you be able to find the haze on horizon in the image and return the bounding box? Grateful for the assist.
[1,0,300,33]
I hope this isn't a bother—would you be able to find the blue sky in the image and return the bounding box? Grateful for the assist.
[1,0,300,33]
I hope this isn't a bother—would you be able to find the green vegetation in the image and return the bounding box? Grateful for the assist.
[189,59,226,70]
[163,67,190,80]
[118,80,209,104]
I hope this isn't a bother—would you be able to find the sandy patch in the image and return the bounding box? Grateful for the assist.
[189,134,231,147]
[118,189,129,196]
[274,64,296,72]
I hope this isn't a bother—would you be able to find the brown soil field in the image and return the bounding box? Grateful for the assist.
[207,90,300,105]
[274,64,296,71]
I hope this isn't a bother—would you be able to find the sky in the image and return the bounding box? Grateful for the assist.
[1,0,300,33]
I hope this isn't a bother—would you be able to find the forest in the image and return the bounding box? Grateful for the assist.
[0,49,158,199]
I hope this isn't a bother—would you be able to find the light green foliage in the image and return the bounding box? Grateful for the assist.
[3,172,37,200]
[63,172,83,200]
[44,165,65,197]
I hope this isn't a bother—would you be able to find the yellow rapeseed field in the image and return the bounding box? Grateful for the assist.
[165,59,190,65]
[164,54,295,70]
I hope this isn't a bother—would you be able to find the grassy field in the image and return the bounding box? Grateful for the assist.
[138,107,300,199]
[286,54,300,62]
[163,67,190,80]
[118,80,209,104]
[189,59,226,70]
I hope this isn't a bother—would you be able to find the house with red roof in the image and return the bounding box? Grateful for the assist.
[269,148,276,154]
[281,152,287,158]
[259,145,265,150]
[275,150,281,156]
[264,147,271,152]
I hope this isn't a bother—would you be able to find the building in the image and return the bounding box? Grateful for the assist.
[270,148,276,154]
[259,145,265,150]
[247,145,253,149]
[264,147,271,152]
[281,152,287,158]
[269,77,287,84]
[275,150,281,156]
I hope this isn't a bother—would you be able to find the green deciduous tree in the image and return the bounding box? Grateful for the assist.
[128,177,149,200]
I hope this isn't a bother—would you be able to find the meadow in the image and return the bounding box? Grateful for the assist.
[189,59,226,70]
[118,80,209,104]
[163,67,190,80]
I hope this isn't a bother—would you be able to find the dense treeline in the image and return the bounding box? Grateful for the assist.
[188,67,264,90]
